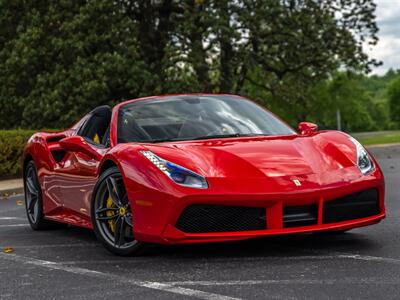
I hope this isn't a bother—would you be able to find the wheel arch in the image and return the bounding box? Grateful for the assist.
[22,154,34,180]
[99,159,119,175]
[97,155,130,189]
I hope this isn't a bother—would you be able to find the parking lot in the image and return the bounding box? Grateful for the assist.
[1,145,400,300]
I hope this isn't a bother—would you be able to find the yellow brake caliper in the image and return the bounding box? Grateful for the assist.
[106,196,116,233]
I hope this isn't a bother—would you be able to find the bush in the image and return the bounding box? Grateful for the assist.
[0,130,36,178]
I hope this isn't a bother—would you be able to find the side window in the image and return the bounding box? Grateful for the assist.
[76,106,112,147]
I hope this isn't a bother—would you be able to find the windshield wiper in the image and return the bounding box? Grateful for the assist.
[190,133,251,140]
[147,137,182,143]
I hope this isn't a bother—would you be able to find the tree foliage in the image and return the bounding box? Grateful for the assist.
[388,76,400,127]
[0,0,381,129]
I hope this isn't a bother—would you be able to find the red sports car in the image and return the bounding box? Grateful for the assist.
[23,94,385,255]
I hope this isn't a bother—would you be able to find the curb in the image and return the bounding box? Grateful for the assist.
[0,187,24,198]
[0,178,24,197]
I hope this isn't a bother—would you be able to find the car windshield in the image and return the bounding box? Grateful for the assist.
[117,95,295,143]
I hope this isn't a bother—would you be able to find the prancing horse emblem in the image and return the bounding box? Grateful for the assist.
[293,179,301,187]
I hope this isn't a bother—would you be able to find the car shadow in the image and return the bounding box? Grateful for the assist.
[143,233,381,260]
[52,226,381,260]
[43,226,381,260]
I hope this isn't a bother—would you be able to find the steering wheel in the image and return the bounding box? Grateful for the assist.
[121,112,153,142]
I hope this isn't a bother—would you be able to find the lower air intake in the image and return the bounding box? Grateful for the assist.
[283,204,318,228]
[176,204,266,233]
[323,188,380,224]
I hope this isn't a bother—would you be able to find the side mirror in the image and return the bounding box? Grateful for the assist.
[298,122,318,135]
[59,136,101,160]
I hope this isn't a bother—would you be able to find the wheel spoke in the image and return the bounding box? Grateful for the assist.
[96,214,118,221]
[26,177,38,196]
[114,217,126,247]
[125,214,132,227]
[28,194,38,214]
[95,173,135,249]
[120,195,129,206]
[106,177,121,207]
[95,207,118,214]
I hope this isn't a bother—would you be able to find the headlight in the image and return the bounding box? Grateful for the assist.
[140,150,208,188]
[349,137,374,175]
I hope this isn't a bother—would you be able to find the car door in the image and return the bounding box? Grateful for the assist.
[56,146,105,218]
[56,106,111,220]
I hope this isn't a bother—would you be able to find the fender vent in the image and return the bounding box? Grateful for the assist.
[51,150,66,163]
[46,135,66,143]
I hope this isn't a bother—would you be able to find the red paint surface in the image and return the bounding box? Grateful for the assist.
[23,94,386,245]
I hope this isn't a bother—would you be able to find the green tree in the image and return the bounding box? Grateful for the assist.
[0,0,381,129]
[0,0,148,128]
[388,76,400,127]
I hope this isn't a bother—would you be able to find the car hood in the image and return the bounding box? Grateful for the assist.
[143,131,358,180]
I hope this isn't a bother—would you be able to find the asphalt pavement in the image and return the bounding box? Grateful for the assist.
[1,145,400,299]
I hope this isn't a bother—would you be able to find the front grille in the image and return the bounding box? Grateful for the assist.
[323,188,380,224]
[175,204,266,233]
[283,205,318,228]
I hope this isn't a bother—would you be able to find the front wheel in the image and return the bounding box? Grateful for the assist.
[91,167,144,256]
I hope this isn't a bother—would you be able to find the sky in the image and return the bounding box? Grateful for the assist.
[368,0,400,75]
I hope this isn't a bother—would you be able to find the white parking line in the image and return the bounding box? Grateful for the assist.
[0,217,25,220]
[138,282,239,300]
[52,254,370,266]
[339,254,400,265]
[0,206,26,213]
[2,249,400,267]
[1,248,400,299]
[0,243,99,249]
[0,252,239,300]
[283,246,400,267]
[0,224,30,227]
[167,278,400,286]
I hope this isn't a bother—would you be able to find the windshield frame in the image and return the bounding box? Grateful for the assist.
[114,94,296,144]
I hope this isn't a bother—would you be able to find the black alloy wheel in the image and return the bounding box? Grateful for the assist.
[92,167,144,256]
[24,161,57,230]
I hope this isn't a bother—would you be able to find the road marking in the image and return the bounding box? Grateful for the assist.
[0,250,399,266]
[338,254,400,265]
[52,255,361,266]
[46,254,400,266]
[0,217,25,220]
[138,282,239,300]
[0,243,99,249]
[282,245,400,267]
[0,206,26,213]
[0,252,239,300]
[0,224,30,227]
[167,278,400,286]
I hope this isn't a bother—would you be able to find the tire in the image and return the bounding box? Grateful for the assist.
[24,161,60,230]
[91,166,145,256]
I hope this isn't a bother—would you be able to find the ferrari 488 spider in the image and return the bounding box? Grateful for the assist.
[23,94,385,255]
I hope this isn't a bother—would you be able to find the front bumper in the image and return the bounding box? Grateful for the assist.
[128,173,385,245]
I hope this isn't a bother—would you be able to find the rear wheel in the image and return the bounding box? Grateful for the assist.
[91,167,144,256]
[24,161,57,230]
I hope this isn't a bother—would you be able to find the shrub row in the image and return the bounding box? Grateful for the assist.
[0,130,36,178]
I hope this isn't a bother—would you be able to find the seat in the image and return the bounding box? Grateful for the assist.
[78,106,112,146]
